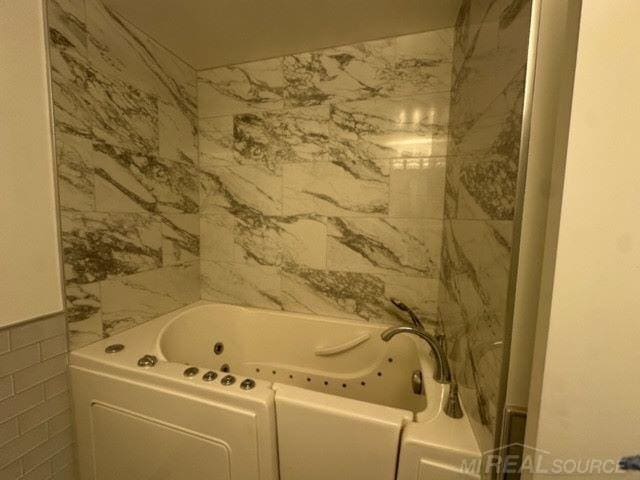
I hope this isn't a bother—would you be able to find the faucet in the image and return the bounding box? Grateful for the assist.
[381,326,463,419]
[381,326,451,383]
[390,298,424,331]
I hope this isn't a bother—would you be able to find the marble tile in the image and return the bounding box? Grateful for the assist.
[200,213,325,269]
[383,275,440,322]
[200,260,282,310]
[158,99,198,165]
[445,155,518,220]
[85,69,159,156]
[60,211,162,284]
[86,0,196,108]
[389,157,446,219]
[277,217,327,269]
[55,132,95,211]
[392,29,455,97]
[92,142,198,214]
[200,213,237,262]
[282,37,396,106]
[47,0,93,141]
[47,0,87,55]
[161,214,199,266]
[280,266,387,321]
[282,30,453,107]
[101,262,199,335]
[436,0,531,448]
[441,220,512,335]
[326,217,442,277]
[282,161,388,217]
[197,58,285,117]
[86,0,197,163]
[449,66,526,157]
[438,218,513,436]
[198,116,236,166]
[65,282,104,349]
[200,163,282,216]
[329,93,450,162]
[234,105,330,166]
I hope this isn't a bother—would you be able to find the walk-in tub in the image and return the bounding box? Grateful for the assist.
[70,301,481,480]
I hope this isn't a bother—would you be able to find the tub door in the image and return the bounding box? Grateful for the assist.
[274,384,412,480]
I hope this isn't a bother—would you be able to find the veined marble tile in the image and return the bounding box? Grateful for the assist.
[197,58,285,117]
[200,163,282,216]
[283,30,453,107]
[200,260,282,310]
[445,155,518,220]
[47,0,87,54]
[159,99,198,165]
[200,212,325,269]
[86,0,196,108]
[101,262,199,336]
[441,220,512,334]
[198,116,236,166]
[86,0,197,163]
[65,281,104,350]
[330,94,450,162]
[48,0,93,140]
[280,266,392,322]
[282,37,395,106]
[56,132,95,211]
[389,157,446,219]
[85,68,159,156]
[383,275,440,322]
[234,105,330,165]
[60,211,162,284]
[326,217,442,277]
[200,213,237,262]
[161,214,199,266]
[92,143,198,214]
[282,161,388,217]
[277,216,327,269]
[392,29,454,97]
[449,64,526,157]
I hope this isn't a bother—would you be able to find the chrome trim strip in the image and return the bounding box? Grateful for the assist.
[41,0,70,342]
[493,0,543,455]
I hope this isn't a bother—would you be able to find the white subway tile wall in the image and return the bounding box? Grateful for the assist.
[0,313,75,480]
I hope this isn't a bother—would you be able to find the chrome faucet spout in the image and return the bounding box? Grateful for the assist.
[380,326,451,384]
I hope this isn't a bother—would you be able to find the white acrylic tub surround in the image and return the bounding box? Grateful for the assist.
[70,301,480,480]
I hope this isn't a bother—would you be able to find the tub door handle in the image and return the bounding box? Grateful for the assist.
[314,333,371,356]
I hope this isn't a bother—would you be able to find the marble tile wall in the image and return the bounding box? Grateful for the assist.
[437,0,532,452]
[47,0,200,349]
[197,30,455,325]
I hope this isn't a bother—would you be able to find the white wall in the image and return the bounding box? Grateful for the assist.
[0,0,64,326]
[526,0,640,475]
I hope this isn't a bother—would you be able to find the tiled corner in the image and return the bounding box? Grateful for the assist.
[48,0,201,349]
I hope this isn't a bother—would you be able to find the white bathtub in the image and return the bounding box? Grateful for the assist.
[70,301,480,480]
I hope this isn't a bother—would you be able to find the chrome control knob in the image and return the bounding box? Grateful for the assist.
[137,355,158,367]
[105,344,124,354]
[183,367,199,377]
[220,375,236,386]
[202,371,218,382]
[240,379,256,390]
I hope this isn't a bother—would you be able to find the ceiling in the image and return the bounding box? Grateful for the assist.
[103,0,462,70]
